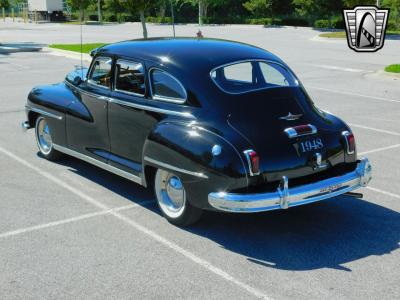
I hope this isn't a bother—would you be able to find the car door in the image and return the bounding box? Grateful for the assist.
[107,61,188,175]
[66,56,113,162]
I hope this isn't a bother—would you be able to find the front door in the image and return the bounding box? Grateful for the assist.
[66,56,113,162]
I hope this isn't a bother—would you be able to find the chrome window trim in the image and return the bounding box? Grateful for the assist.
[209,59,299,95]
[149,67,187,104]
[87,56,113,90]
[53,144,143,185]
[26,106,63,120]
[144,156,208,179]
[114,59,146,98]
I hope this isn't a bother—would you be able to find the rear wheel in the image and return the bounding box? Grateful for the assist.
[35,116,62,161]
[154,169,202,226]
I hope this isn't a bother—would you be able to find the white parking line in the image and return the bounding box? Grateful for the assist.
[359,144,400,156]
[0,204,144,239]
[349,123,400,137]
[308,86,400,104]
[0,146,271,300]
[367,187,400,200]
[311,64,367,73]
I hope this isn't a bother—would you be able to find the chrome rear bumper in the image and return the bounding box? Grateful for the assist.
[208,158,372,213]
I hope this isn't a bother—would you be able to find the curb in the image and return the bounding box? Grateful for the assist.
[42,47,92,62]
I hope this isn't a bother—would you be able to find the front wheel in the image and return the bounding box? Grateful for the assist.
[154,169,202,226]
[35,116,62,161]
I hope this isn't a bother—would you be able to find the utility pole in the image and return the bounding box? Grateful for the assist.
[97,0,102,23]
[170,0,175,38]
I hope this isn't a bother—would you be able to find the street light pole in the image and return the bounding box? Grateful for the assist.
[97,0,102,23]
[170,0,176,38]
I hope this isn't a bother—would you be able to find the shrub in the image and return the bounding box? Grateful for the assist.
[88,14,98,21]
[246,18,282,26]
[105,15,117,22]
[387,20,399,31]
[314,19,330,28]
[281,17,309,26]
[146,16,172,24]
[330,16,345,29]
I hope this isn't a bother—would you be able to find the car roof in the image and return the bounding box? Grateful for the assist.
[95,38,284,72]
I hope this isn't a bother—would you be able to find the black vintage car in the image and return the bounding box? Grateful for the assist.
[23,38,372,226]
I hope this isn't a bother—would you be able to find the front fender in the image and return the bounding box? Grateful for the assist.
[143,121,248,209]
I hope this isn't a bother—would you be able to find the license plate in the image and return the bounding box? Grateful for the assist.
[299,138,323,153]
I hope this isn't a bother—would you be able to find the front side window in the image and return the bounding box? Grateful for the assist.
[210,60,298,94]
[88,57,112,88]
[115,60,145,96]
[150,69,187,103]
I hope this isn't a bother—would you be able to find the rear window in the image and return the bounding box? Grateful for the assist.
[210,61,298,94]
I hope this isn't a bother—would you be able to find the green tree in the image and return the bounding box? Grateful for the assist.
[342,0,376,7]
[383,0,400,29]
[0,0,10,9]
[67,0,92,22]
[104,0,124,20]
[120,0,151,38]
[179,0,226,25]
[243,0,274,18]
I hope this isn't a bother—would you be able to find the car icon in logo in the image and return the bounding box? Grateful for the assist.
[343,6,389,52]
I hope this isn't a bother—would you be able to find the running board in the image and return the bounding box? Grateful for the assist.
[53,144,143,186]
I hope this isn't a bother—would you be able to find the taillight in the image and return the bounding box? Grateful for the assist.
[342,131,356,154]
[243,150,260,176]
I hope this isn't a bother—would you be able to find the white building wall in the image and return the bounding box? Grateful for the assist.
[28,0,63,12]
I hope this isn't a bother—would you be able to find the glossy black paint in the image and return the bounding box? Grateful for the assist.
[26,38,357,210]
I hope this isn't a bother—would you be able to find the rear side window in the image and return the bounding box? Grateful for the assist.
[210,60,298,94]
[150,69,187,103]
[115,60,145,96]
[88,57,112,88]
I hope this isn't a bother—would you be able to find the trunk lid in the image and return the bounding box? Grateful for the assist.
[226,87,346,182]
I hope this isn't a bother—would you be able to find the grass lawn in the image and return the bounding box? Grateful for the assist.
[385,64,400,73]
[49,43,107,54]
[319,30,400,38]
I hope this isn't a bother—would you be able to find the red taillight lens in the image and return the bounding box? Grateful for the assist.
[343,131,356,154]
[244,150,260,176]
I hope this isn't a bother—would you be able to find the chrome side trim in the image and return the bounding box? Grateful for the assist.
[208,158,372,213]
[52,144,143,185]
[108,97,194,118]
[26,106,63,120]
[144,156,208,179]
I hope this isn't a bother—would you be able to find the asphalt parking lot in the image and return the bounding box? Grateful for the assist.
[1,22,400,299]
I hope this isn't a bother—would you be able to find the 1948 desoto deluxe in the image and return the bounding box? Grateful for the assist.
[22,38,372,226]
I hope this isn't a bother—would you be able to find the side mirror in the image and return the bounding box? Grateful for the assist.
[73,76,83,85]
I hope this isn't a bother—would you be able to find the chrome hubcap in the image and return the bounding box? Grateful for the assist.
[155,170,186,219]
[36,118,52,155]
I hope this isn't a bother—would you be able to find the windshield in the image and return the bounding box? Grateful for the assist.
[210,60,298,94]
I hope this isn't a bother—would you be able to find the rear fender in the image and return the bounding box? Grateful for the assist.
[143,121,248,209]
